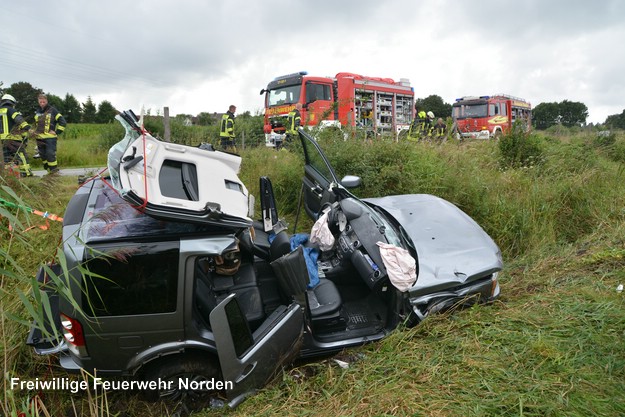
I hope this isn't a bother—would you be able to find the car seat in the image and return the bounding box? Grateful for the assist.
[269,231,344,328]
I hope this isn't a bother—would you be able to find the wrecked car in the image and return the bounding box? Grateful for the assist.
[27,110,502,408]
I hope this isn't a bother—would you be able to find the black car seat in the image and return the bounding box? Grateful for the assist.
[195,257,265,329]
[269,231,344,328]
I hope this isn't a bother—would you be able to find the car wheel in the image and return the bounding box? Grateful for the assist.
[140,353,223,406]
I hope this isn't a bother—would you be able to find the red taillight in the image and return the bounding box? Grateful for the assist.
[263,124,272,134]
[60,313,87,356]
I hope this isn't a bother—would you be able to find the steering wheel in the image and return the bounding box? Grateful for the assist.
[317,202,343,235]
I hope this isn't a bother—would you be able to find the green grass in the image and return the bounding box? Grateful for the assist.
[2,125,625,416]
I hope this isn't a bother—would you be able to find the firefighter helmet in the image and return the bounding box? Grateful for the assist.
[427,111,435,119]
[1,94,17,105]
[214,243,242,276]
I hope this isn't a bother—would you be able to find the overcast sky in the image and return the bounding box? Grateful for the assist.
[3,1,623,124]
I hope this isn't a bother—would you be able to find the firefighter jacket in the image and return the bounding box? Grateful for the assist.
[34,105,66,139]
[432,122,447,138]
[0,104,31,141]
[220,111,235,139]
[286,109,301,135]
[407,110,427,139]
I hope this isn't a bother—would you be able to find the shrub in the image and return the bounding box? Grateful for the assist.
[498,124,545,169]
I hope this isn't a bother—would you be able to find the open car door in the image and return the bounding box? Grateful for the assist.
[209,295,304,407]
[107,111,253,229]
[298,129,341,219]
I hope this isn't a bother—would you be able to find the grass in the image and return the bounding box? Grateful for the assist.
[2,123,625,416]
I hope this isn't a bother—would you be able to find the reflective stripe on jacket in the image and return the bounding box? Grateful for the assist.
[34,105,66,139]
[0,106,30,140]
[286,109,301,135]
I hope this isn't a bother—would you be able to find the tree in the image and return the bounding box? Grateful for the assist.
[82,96,97,123]
[415,95,452,119]
[559,100,588,127]
[46,93,64,115]
[605,110,625,129]
[5,81,43,119]
[96,100,118,123]
[532,100,588,130]
[196,112,216,126]
[63,93,83,123]
[533,102,560,129]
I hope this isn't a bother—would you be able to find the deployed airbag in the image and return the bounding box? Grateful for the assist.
[376,242,416,292]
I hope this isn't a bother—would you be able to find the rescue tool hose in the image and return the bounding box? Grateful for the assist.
[0,197,63,222]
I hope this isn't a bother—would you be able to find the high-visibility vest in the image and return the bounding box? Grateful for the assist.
[220,112,235,138]
[286,109,301,135]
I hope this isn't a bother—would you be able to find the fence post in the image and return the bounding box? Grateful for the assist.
[163,107,171,142]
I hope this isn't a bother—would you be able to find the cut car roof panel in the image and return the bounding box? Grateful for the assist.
[108,113,253,227]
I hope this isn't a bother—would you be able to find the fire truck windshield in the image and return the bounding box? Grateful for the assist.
[453,103,488,119]
[268,85,301,106]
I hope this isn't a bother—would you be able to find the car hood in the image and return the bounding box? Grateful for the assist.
[365,194,503,296]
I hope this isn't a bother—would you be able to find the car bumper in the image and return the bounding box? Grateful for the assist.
[409,273,500,321]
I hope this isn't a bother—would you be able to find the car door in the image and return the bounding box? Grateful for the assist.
[299,130,341,219]
[210,294,304,407]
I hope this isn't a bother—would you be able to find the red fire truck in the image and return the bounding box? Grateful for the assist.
[452,94,532,139]
[260,71,414,146]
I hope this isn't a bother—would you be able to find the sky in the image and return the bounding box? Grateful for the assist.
[3,0,624,124]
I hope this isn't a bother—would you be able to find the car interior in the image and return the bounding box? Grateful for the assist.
[193,178,392,344]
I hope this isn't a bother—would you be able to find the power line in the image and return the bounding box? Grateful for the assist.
[0,40,167,88]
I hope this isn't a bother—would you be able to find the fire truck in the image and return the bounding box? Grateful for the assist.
[452,94,532,139]
[260,71,414,146]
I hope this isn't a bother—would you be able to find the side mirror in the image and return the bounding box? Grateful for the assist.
[259,89,266,95]
[340,175,361,189]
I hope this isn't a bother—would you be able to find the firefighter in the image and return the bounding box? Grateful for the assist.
[407,104,427,141]
[33,94,66,174]
[432,117,448,142]
[219,104,236,152]
[425,111,436,137]
[284,103,302,149]
[0,94,33,177]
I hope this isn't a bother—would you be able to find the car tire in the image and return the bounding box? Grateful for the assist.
[140,353,223,407]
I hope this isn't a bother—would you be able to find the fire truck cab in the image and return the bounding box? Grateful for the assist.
[452,95,532,139]
[260,71,414,147]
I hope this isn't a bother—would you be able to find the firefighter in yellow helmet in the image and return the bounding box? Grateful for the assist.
[425,111,436,137]
[33,94,67,174]
[0,94,33,177]
[219,104,236,152]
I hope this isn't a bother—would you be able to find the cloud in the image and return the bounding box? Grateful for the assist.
[2,1,624,124]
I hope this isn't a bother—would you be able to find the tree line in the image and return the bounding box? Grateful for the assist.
[0,81,116,124]
[3,80,623,130]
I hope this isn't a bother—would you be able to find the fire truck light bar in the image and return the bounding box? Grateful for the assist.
[273,71,308,81]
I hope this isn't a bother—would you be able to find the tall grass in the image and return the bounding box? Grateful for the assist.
[3,125,625,416]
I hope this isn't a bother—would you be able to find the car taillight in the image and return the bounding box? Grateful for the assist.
[60,313,88,356]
